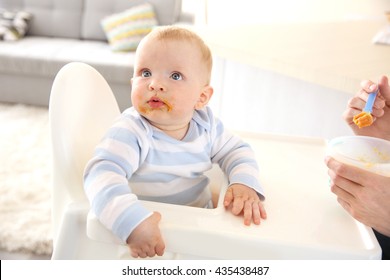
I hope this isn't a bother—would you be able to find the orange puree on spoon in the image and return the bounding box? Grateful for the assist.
[353,112,373,128]
[352,86,378,129]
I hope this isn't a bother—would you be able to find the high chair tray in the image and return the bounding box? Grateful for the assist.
[53,132,381,259]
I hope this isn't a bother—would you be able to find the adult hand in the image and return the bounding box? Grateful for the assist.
[343,75,390,140]
[325,156,390,237]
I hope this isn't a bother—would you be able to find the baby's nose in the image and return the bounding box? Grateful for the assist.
[149,81,166,92]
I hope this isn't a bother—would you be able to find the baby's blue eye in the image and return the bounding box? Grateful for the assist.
[142,70,151,77]
[171,72,182,81]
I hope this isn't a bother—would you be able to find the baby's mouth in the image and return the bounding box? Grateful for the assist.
[148,97,164,108]
[147,97,172,111]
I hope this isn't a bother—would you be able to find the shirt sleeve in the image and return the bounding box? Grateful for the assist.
[83,115,152,243]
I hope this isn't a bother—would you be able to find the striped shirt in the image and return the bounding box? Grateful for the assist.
[83,106,264,243]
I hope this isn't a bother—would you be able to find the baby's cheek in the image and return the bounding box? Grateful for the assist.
[131,89,143,106]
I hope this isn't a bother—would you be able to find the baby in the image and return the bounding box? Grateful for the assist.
[83,26,266,258]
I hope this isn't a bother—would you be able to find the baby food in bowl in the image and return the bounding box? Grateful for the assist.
[327,136,390,176]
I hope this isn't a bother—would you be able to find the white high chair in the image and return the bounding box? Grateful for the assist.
[49,62,120,258]
[49,62,381,260]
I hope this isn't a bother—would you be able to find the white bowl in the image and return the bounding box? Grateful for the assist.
[327,136,390,176]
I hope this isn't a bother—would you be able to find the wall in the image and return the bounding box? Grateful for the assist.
[208,57,353,139]
[182,0,390,138]
[183,0,390,26]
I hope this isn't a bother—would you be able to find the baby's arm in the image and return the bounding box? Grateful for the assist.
[126,212,165,258]
[224,184,267,226]
[84,113,166,257]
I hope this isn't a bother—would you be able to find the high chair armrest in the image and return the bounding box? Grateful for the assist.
[86,164,228,247]
[86,212,124,245]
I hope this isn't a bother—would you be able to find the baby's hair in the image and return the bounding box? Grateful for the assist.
[146,26,213,84]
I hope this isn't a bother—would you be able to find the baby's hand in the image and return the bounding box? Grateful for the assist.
[126,212,165,258]
[224,184,267,226]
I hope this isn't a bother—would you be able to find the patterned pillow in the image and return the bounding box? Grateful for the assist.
[0,10,32,41]
[101,3,158,52]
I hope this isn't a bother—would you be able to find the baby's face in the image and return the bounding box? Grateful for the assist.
[131,36,211,131]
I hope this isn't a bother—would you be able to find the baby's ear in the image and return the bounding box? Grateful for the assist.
[195,85,213,110]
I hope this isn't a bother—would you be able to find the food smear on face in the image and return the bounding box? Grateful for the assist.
[353,112,373,128]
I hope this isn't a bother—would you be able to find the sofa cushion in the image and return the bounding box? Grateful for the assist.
[0,0,83,38]
[0,37,135,83]
[0,10,32,41]
[81,0,182,41]
[101,3,157,52]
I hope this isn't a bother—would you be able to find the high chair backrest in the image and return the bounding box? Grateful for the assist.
[49,62,121,241]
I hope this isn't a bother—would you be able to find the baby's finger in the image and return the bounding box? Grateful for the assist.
[155,240,165,256]
[223,187,234,207]
[147,249,156,258]
[130,246,142,258]
[251,202,261,225]
[232,196,245,215]
[243,200,253,226]
[133,249,147,258]
[259,202,267,219]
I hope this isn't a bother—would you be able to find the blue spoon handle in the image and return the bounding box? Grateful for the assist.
[363,90,378,113]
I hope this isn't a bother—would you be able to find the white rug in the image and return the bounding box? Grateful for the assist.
[0,103,52,255]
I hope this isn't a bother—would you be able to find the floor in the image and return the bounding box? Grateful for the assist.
[0,249,51,260]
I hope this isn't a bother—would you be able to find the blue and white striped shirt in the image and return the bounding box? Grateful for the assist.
[83,106,264,243]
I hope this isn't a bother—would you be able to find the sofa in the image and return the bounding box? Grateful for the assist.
[0,0,192,111]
